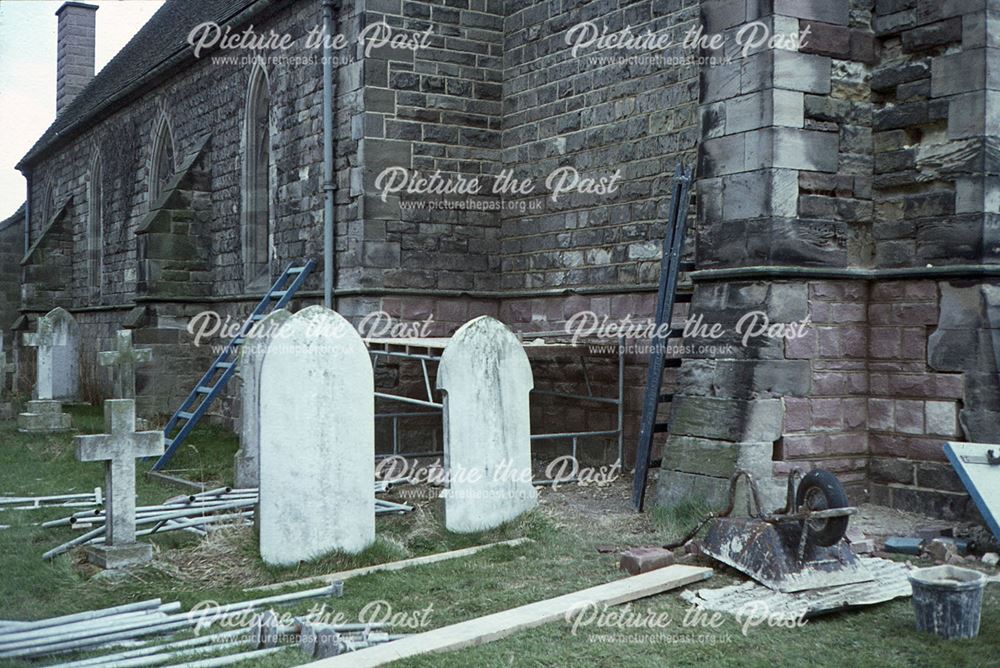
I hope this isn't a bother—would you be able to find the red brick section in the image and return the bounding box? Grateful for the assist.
[780,281,870,490]
[775,279,970,518]
[866,281,964,518]
[774,279,969,519]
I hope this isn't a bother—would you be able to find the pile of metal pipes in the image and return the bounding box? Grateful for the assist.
[41,484,413,560]
[0,488,102,511]
[42,489,258,561]
[0,583,343,661]
[40,609,406,667]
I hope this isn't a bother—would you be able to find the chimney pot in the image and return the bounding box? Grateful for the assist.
[55,2,98,115]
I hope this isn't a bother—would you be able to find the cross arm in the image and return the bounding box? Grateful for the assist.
[75,434,111,463]
[133,431,165,458]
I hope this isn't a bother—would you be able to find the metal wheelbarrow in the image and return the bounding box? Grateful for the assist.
[676,469,874,593]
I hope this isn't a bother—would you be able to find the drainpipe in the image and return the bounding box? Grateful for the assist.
[322,0,340,309]
[23,171,31,254]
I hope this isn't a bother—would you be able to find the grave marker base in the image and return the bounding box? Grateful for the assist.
[83,542,153,569]
[18,400,72,433]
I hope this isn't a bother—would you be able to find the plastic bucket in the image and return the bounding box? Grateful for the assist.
[908,565,986,640]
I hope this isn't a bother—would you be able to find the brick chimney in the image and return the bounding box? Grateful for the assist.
[55,2,98,115]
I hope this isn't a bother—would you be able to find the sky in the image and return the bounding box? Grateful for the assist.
[0,0,165,220]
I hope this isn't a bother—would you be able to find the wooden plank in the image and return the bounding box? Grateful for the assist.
[244,538,533,593]
[305,565,713,667]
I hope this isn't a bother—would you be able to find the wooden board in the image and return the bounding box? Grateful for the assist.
[305,565,713,667]
[245,538,533,593]
[944,442,1000,543]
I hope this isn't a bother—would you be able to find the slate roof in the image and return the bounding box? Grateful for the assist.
[17,0,266,170]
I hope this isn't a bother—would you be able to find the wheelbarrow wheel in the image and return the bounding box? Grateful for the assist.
[795,469,849,547]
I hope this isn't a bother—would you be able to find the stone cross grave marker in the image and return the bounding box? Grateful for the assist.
[23,307,79,401]
[437,315,538,533]
[235,309,291,488]
[75,399,165,568]
[99,330,152,399]
[258,306,375,565]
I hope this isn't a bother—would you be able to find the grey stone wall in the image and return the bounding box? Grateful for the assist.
[500,0,700,290]
[354,0,504,291]
[24,0,361,308]
[871,0,999,268]
[0,207,23,342]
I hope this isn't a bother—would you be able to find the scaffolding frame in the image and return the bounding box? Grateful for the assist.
[368,333,626,470]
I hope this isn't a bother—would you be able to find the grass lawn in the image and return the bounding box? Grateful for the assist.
[0,405,997,667]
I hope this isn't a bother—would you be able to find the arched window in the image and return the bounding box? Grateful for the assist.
[242,63,272,288]
[87,155,103,301]
[149,114,175,204]
[42,183,55,225]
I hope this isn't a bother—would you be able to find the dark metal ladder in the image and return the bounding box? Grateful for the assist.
[631,164,694,510]
[152,260,316,471]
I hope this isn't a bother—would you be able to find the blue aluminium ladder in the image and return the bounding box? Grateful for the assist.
[152,260,316,471]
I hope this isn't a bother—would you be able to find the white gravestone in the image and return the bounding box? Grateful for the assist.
[98,330,152,400]
[258,306,375,565]
[235,309,291,489]
[75,399,164,568]
[25,307,79,401]
[18,308,77,432]
[437,316,537,533]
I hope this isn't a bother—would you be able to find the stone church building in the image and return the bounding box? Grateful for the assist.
[5,0,999,519]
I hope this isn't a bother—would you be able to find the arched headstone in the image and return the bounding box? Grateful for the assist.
[25,307,80,401]
[18,308,77,432]
[235,309,291,488]
[437,316,537,533]
[258,306,375,565]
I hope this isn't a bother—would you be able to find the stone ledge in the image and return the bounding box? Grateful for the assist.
[690,264,1000,282]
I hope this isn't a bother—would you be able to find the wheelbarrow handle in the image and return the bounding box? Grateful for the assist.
[764,506,859,523]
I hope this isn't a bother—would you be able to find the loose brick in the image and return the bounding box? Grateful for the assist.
[619,547,676,575]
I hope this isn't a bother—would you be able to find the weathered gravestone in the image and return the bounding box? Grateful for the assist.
[18,307,77,432]
[99,330,152,400]
[75,399,165,568]
[258,306,375,565]
[26,307,79,400]
[0,332,14,420]
[437,316,537,532]
[235,309,291,488]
